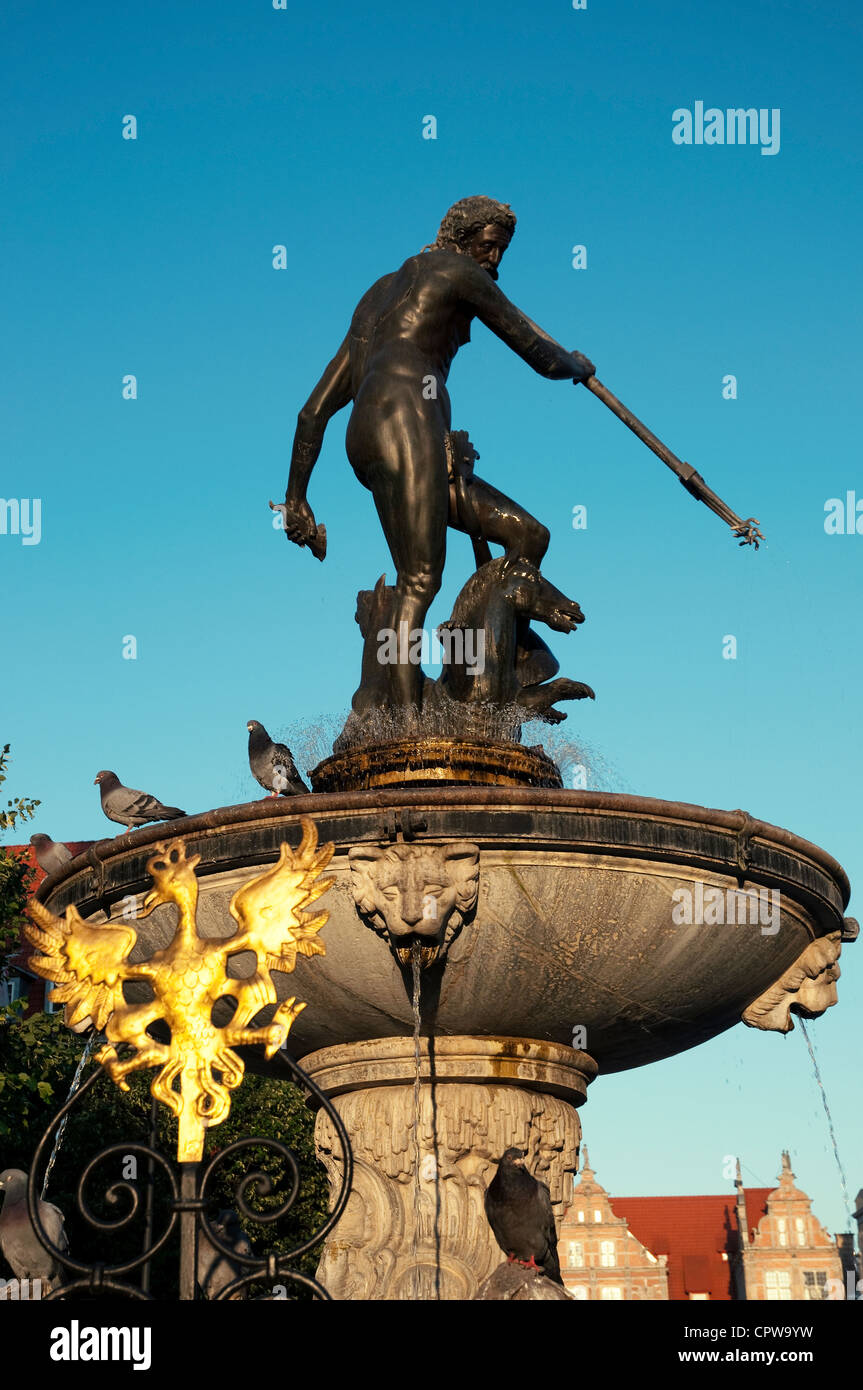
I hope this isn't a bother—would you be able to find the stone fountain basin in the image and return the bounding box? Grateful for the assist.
[36,788,852,1075]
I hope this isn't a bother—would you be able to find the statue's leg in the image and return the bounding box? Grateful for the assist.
[352,406,448,710]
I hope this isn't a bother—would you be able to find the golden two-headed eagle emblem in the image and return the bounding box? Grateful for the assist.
[26,819,333,1161]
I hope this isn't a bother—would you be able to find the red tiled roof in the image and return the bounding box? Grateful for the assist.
[613,1191,772,1301]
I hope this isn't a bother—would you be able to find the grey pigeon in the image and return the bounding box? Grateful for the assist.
[94,770,186,833]
[247,720,309,796]
[29,834,72,877]
[484,1148,563,1285]
[0,1169,67,1293]
[197,1208,252,1300]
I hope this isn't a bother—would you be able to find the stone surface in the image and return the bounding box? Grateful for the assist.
[348,838,479,966]
[306,1036,587,1301]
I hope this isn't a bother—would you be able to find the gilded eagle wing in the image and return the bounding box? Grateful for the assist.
[25,899,140,1030]
[227,818,333,975]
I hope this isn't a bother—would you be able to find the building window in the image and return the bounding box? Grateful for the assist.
[570,1285,588,1300]
[777,1217,787,1247]
[689,1293,710,1300]
[803,1271,828,1300]
[0,974,25,1006]
[0,976,21,1006]
[601,1286,622,1300]
[567,1241,584,1268]
[795,1218,807,1247]
[600,1240,615,1267]
[576,1210,585,1223]
[593,1209,602,1223]
[765,1270,791,1300]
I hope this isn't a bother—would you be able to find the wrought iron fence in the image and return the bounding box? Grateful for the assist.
[25,1051,352,1301]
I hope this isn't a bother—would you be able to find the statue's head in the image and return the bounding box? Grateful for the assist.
[430,196,516,279]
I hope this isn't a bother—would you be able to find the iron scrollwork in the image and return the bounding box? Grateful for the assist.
[26,1052,353,1301]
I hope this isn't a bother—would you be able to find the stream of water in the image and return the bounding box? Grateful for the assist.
[411,942,422,1300]
[41,1031,100,1199]
[798,1018,852,1226]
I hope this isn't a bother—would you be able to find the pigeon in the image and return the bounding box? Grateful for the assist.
[484,1148,563,1285]
[246,720,309,796]
[197,1208,252,1300]
[29,834,72,877]
[0,1169,68,1293]
[94,770,186,833]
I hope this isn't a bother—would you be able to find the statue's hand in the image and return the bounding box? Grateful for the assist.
[283,497,316,546]
[569,350,596,383]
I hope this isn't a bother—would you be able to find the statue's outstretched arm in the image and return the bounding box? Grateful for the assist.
[459,263,594,382]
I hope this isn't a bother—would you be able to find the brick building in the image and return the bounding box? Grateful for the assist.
[559,1150,847,1301]
[738,1151,847,1301]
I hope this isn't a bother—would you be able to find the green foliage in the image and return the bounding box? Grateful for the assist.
[0,757,74,1154]
[0,772,77,1154]
[0,743,40,833]
[0,842,33,973]
[0,1003,83,1149]
[208,1064,331,1277]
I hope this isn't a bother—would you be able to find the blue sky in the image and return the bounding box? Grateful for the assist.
[2,1,861,1238]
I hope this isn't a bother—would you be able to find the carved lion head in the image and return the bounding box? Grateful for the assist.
[348,841,480,966]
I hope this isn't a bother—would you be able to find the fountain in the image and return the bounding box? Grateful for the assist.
[32,195,856,1299]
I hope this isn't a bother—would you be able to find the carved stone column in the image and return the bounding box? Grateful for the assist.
[304,1035,596,1301]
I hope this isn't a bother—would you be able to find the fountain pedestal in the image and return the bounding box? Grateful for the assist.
[305,1036,596,1300]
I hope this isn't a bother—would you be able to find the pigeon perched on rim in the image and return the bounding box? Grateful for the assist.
[246,720,309,797]
[484,1147,563,1285]
[0,1168,68,1293]
[29,834,73,877]
[94,771,186,834]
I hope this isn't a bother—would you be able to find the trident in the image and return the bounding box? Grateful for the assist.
[582,376,764,547]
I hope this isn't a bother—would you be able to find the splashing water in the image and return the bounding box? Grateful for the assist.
[520,723,631,792]
[411,942,423,1300]
[41,1031,100,1199]
[798,1018,852,1227]
[279,708,629,792]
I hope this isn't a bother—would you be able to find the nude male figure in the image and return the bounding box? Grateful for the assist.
[282,195,595,708]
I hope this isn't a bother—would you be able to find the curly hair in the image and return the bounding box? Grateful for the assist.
[428,195,517,251]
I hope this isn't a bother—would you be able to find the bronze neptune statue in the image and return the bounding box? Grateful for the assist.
[278,195,761,762]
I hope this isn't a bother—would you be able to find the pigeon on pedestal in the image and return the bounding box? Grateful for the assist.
[0,1169,67,1294]
[247,720,309,796]
[484,1147,563,1285]
[94,771,186,834]
[29,834,72,877]
[197,1208,253,1300]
